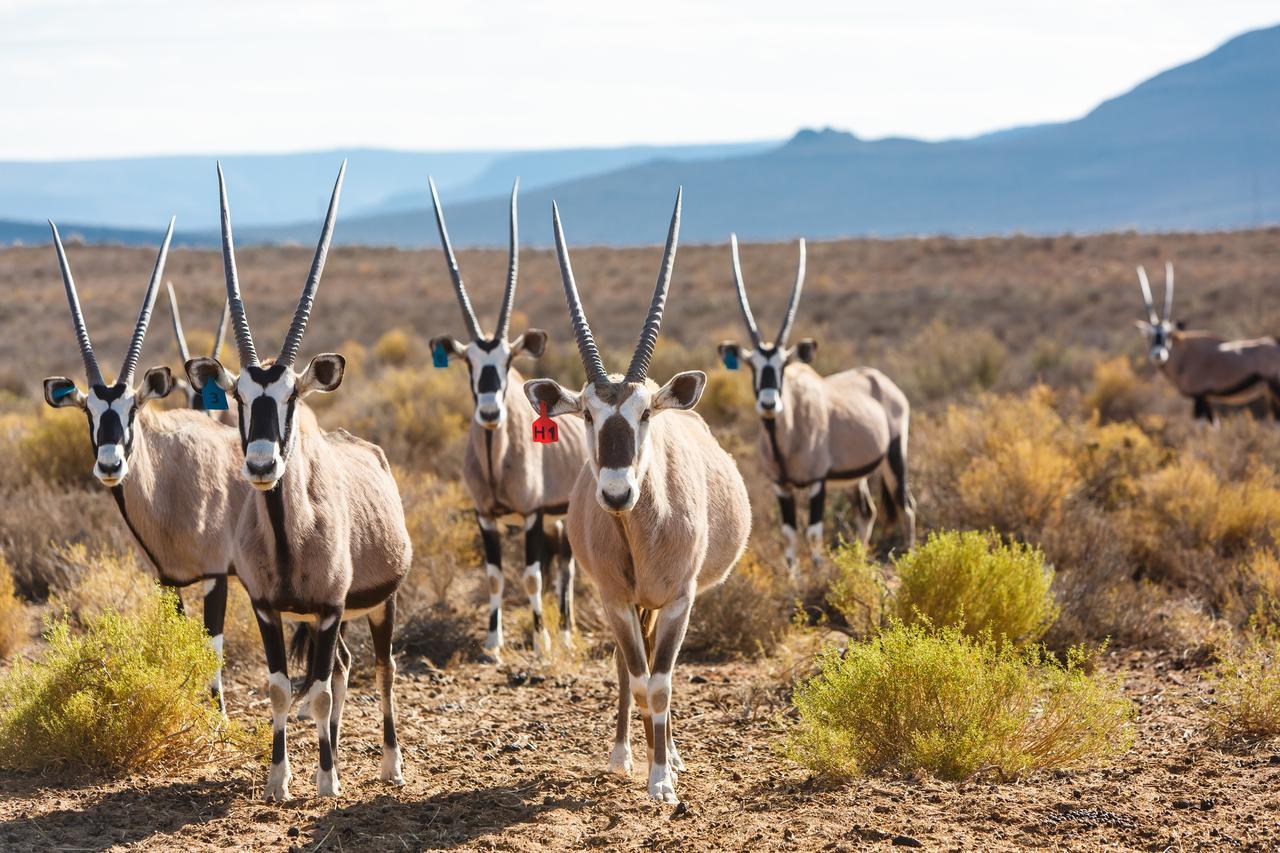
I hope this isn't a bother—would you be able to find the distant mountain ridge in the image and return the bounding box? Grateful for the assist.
[2,23,1277,248]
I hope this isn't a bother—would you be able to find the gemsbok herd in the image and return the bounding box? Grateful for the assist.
[38,163,1272,805]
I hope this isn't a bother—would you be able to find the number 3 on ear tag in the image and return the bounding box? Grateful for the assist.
[202,382,229,411]
[532,402,559,444]
[723,349,739,370]
[432,343,449,369]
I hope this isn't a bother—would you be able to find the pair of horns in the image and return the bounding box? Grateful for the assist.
[429,177,520,342]
[52,217,175,388]
[165,282,229,364]
[730,233,807,349]
[1136,263,1174,326]
[218,160,345,369]
[553,189,682,386]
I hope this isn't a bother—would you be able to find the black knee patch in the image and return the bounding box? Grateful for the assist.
[255,605,288,675]
[271,728,285,764]
[383,715,398,749]
[808,482,826,527]
[318,737,333,772]
[777,492,797,529]
[524,512,546,569]
[488,609,500,632]
[203,576,228,638]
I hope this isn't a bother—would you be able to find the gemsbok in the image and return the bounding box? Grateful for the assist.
[1133,262,1280,423]
[524,190,752,804]
[426,177,589,657]
[165,280,235,424]
[42,218,248,713]
[186,162,412,800]
[717,234,915,573]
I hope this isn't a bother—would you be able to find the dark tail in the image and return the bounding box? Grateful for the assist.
[290,624,315,701]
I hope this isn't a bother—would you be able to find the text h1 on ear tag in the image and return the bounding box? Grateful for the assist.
[723,349,739,370]
[532,401,559,444]
[202,383,229,411]
[432,343,449,369]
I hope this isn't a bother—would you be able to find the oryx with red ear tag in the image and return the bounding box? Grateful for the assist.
[425,178,589,659]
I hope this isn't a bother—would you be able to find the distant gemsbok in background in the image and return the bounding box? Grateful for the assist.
[717,234,915,573]
[426,177,589,658]
[165,280,235,424]
[1133,262,1280,424]
[525,190,751,804]
[186,162,412,800]
[42,218,248,713]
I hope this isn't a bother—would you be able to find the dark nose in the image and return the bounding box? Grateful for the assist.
[246,458,275,477]
[478,409,499,422]
[602,488,633,511]
[99,459,122,474]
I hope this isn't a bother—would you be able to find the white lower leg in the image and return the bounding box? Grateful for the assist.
[806,521,825,562]
[523,561,551,655]
[559,556,576,647]
[377,659,403,784]
[306,677,339,797]
[264,671,292,801]
[209,633,225,712]
[485,562,504,653]
[781,524,798,574]
[647,672,677,803]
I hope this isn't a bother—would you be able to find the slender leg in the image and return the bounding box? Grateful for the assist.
[304,606,344,797]
[202,575,229,714]
[850,479,876,545]
[647,594,694,804]
[608,646,634,775]
[253,604,292,802]
[774,484,798,578]
[1193,396,1218,425]
[369,596,404,785]
[478,515,504,658]
[523,513,551,656]
[1269,381,1280,420]
[807,480,829,560]
[601,603,651,781]
[551,519,576,646]
[885,435,916,548]
[329,629,351,754]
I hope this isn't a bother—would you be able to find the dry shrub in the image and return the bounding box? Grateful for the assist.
[894,530,1058,645]
[373,327,412,366]
[825,540,885,637]
[699,367,756,430]
[684,552,792,661]
[787,621,1134,781]
[180,577,262,673]
[336,367,470,473]
[50,543,154,627]
[396,469,480,607]
[1084,356,1151,423]
[6,409,92,488]
[0,587,261,773]
[894,320,1007,403]
[1223,548,1280,629]
[0,553,29,658]
[1209,626,1280,742]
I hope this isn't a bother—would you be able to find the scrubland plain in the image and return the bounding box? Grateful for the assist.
[1,228,1280,850]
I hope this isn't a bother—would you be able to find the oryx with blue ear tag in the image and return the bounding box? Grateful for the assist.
[41,217,250,714]
[164,281,236,426]
[718,234,916,574]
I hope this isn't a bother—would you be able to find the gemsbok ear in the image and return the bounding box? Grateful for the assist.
[717,341,740,363]
[299,353,346,396]
[794,338,818,364]
[43,376,85,409]
[186,357,235,393]
[138,366,174,403]
[428,336,466,362]
[653,370,706,412]
[1133,320,1151,333]
[513,329,548,359]
[523,378,581,417]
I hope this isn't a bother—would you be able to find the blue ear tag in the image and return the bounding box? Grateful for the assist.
[723,349,739,370]
[202,382,229,410]
[432,343,449,368]
[52,384,77,401]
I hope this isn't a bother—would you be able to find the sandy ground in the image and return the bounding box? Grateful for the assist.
[1,645,1277,852]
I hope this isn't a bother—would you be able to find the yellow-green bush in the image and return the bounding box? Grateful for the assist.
[826,540,884,637]
[1208,627,1280,741]
[894,530,1058,645]
[0,553,28,658]
[51,543,154,628]
[1138,458,1280,559]
[373,327,412,366]
[10,409,92,488]
[787,622,1133,780]
[0,587,248,772]
[1083,355,1149,424]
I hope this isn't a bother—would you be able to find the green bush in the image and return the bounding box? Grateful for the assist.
[0,586,253,773]
[895,530,1058,644]
[826,539,885,636]
[787,621,1133,780]
[1209,626,1280,742]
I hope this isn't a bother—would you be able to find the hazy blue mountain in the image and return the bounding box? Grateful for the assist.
[249,23,1277,247]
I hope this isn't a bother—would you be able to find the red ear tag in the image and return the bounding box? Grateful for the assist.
[532,401,559,444]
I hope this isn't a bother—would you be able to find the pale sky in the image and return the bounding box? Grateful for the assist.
[3,0,1277,160]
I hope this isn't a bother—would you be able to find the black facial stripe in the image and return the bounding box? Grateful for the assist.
[598,414,635,468]
[96,409,124,446]
[477,365,502,394]
[759,365,778,390]
[248,395,282,444]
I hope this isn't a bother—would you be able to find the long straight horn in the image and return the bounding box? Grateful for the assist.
[279,160,345,368]
[211,300,231,360]
[1163,261,1174,323]
[165,281,191,364]
[494,178,520,340]
[429,176,483,341]
[729,233,761,346]
[218,162,259,368]
[119,217,175,386]
[624,187,682,384]
[551,201,607,385]
[49,221,105,386]
[1135,266,1159,325]
[775,238,807,347]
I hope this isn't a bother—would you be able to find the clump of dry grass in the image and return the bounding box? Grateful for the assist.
[787,621,1134,781]
[0,552,29,659]
[335,367,471,475]
[396,469,480,607]
[825,539,885,637]
[892,320,1007,403]
[50,543,154,628]
[684,551,793,661]
[1208,625,1280,742]
[2,408,93,489]
[1083,356,1153,424]
[0,586,264,773]
[373,327,413,366]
